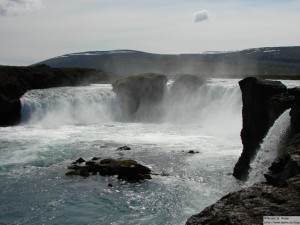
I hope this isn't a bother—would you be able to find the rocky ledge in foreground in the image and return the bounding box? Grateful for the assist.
[65,157,152,181]
[186,175,300,225]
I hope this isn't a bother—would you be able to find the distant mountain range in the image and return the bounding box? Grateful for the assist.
[35,46,300,77]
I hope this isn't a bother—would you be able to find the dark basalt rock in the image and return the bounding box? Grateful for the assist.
[186,176,300,225]
[74,157,85,164]
[269,93,295,124]
[264,134,300,187]
[170,74,205,96]
[0,95,21,126]
[233,77,290,180]
[117,146,131,151]
[65,157,152,181]
[187,150,200,154]
[91,157,101,161]
[117,164,152,181]
[290,88,300,136]
[112,73,168,121]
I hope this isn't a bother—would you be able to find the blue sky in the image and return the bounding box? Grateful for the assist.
[0,0,300,65]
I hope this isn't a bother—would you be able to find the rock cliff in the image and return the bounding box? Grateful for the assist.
[233,77,294,180]
[290,88,300,136]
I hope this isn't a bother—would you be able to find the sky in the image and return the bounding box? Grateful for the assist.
[0,0,300,66]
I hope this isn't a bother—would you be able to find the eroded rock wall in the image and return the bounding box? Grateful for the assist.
[233,77,293,180]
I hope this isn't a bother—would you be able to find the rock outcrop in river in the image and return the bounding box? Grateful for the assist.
[170,74,204,96]
[66,157,152,181]
[112,73,168,121]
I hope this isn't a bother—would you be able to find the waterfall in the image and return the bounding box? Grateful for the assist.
[21,84,116,126]
[164,78,242,136]
[247,109,291,185]
[20,79,242,132]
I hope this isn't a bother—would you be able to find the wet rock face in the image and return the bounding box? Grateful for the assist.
[112,73,168,121]
[233,77,290,180]
[186,176,300,225]
[290,88,300,136]
[265,134,300,187]
[170,75,204,96]
[0,95,21,126]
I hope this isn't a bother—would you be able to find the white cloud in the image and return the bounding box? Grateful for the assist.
[194,10,209,22]
[0,0,43,16]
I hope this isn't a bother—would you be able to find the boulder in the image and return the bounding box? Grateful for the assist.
[74,157,85,164]
[233,77,289,180]
[112,73,168,121]
[117,146,131,151]
[65,157,152,181]
[187,150,200,154]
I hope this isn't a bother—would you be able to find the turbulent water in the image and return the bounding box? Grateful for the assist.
[0,79,244,225]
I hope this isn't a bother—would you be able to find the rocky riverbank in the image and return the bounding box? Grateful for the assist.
[186,77,300,225]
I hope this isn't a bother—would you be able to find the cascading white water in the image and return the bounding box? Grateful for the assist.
[20,79,242,132]
[247,109,291,185]
[21,84,116,126]
[164,79,242,137]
